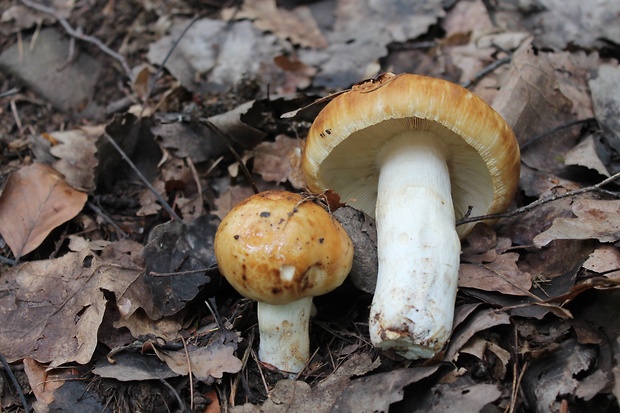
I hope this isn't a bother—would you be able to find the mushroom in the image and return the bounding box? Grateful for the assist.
[214,190,353,373]
[302,73,520,359]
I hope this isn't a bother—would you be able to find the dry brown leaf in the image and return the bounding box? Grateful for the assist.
[492,40,576,171]
[92,352,179,381]
[231,353,382,413]
[459,253,533,296]
[23,358,64,406]
[522,339,606,411]
[583,245,620,279]
[0,244,142,365]
[0,163,87,259]
[153,330,242,382]
[521,0,620,50]
[564,135,609,176]
[444,308,511,362]
[136,179,166,217]
[212,185,257,221]
[412,382,502,412]
[48,125,103,192]
[534,199,620,247]
[113,310,184,342]
[222,0,328,49]
[251,135,304,188]
[589,64,620,154]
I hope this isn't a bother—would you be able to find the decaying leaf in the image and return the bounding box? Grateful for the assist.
[534,199,620,247]
[492,40,576,171]
[520,0,620,50]
[409,381,502,413]
[23,358,65,406]
[522,339,609,412]
[147,18,287,93]
[0,163,87,259]
[92,352,180,382]
[330,364,443,413]
[564,135,609,176]
[222,0,328,49]
[444,308,511,361]
[231,353,381,413]
[589,64,620,154]
[459,253,533,296]
[251,134,304,188]
[140,216,218,317]
[0,242,143,365]
[583,245,620,279]
[153,330,242,382]
[48,125,103,192]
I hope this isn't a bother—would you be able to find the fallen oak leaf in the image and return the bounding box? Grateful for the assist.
[48,125,103,192]
[0,242,143,365]
[0,163,87,259]
[152,330,242,382]
[459,252,533,296]
[534,199,620,247]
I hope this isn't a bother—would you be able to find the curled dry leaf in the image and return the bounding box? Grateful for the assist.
[0,163,87,259]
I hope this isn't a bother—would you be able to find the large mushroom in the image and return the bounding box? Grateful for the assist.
[302,73,520,359]
[214,190,353,373]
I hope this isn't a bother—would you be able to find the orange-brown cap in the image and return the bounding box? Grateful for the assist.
[302,73,520,238]
[214,190,354,305]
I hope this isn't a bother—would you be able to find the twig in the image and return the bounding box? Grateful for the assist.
[181,337,194,412]
[230,329,255,406]
[456,171,620,226]
[103,132,182,221]
[0,255,17,265]
[199,118,259,194]
[461,56,512,89]
[520,118,596,151]
[86,202,128,238]
[0,88,20,98]
[158,377,185,412]
[19,0,133,81]
[0,351,30,413]
[144,16,199,107]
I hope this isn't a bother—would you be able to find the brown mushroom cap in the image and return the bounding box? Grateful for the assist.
[214,190,354,305]
[302,73,520,238]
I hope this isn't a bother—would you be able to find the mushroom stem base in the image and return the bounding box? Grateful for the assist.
[369,133,461,359]
[257,297,312,374]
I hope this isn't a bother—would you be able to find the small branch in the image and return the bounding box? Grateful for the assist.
[86,201,128,238]
[461,56,512,89]
[199,118,260,194]
[144,16,199,105]
[521,118,596,151]
[0,255,17,265]
[457,171,620,226]
[0,351,29,413]
[19,0,133,81]
[103,132,182,221]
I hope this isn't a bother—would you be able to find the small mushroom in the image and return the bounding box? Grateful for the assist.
[302,73,520,359]
[214,190,353,373]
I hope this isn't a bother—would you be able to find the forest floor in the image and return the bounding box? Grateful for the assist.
[1,0,620,412]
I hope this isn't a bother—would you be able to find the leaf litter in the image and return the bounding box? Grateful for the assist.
[1,0,620,412]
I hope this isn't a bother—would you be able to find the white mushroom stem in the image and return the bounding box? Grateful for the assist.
[369,133,461,359]
[257,296,312,374]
